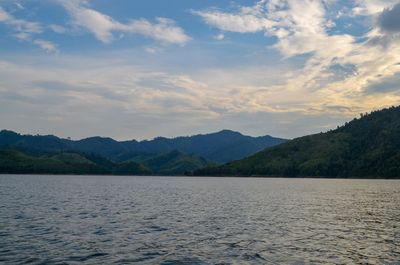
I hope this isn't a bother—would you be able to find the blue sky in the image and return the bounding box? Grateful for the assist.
[0,0,400,140]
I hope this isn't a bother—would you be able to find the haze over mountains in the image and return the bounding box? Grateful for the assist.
[0,129,286,175]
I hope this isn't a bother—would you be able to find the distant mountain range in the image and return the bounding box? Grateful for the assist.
[2,106,400,178]
[0,129,286,175]
[195,106,400,179]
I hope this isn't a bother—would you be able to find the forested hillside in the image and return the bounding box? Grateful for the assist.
[0,130,286,164]
[194,106,400,178]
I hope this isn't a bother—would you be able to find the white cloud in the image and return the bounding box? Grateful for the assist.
[0,54,291,129]
[194,0,400,115]
[0,6,12,21]
[0,7,42,40]
[353,0,399,15]
[49,24,66,34]
[2,41,398,140]
[60,0,190,44]
[195,0,336,56]
[145,47,162,54]
[214,33,225,40]
[0,6,58,52]
[2,0,400,138]
[33,39,58,53]
[194,10,274,33]
[122,18,191,44]
[14,3,24,10]
[0,55,226,139]
[0,54,354,139]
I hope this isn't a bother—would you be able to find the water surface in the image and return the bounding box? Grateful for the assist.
[0,175,399,264]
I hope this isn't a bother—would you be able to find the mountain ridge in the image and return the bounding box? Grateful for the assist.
[0,129,286,163]
[194,106,400,178]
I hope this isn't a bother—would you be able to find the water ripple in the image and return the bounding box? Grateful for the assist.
[0,175,399,264]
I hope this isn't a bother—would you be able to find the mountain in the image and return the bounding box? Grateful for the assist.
[142,150,212,175]
[0,130,286,163]
[0,148,153,175]
[0,149,108,175]
[131,130,286,163]
[74,137,127,159]
[113,161,152,176]
[0,131,69,153]
[194,106,400,178]
[0,148,212,176]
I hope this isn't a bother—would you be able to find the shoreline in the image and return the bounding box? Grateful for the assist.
[1,173,399,180]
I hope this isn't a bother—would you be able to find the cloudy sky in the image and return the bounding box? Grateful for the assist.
[0,0,399,140]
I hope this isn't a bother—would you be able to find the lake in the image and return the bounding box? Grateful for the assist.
[0,175,399,264]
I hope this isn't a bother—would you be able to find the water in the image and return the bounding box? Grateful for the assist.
[0,175,399,264]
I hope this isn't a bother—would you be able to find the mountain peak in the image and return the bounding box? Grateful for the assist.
[79,136,119,143]
[0,130,20,139]
[215,129,243,136]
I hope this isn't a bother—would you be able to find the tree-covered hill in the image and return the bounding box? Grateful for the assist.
[125,130,286,163]
[0,130,286,164]
[142,150,213,175]
[0,150,108,175]
[194,106,400,178]
[0,148,213,176]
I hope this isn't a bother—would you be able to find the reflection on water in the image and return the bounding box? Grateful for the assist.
[0,175,399,264]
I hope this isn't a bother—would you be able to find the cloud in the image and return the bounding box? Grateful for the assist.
[214,33,225,40]
[353,0,399,15]
[0,6,12,21]
[2,1,400,139]
[1,39,398,140]
[0,6,42,40]
[145,47,163,54]
[378,3,400,32]
[195,0,341,56]
[0,54,297,138]
[49,24,66,34]
[194,10,274,33]
[33,40,59,53]
[60,0,190,44]
[0,55,353,139]
[365,73,400,94]
[14,2,24,10]
[0,6,58,53]
[122,18,191,44]
[193,0,400,116]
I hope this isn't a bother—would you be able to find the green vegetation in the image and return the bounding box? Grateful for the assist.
[3,105,399,178]
[113,161,152,175]
[0,148,212,176]
[0,129,286,164]
[142,150,213,175]
[0,128,283,176]
[0,150,108,174]
[194,106,400,178]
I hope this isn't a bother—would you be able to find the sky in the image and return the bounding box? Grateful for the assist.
[0,0,400,140]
